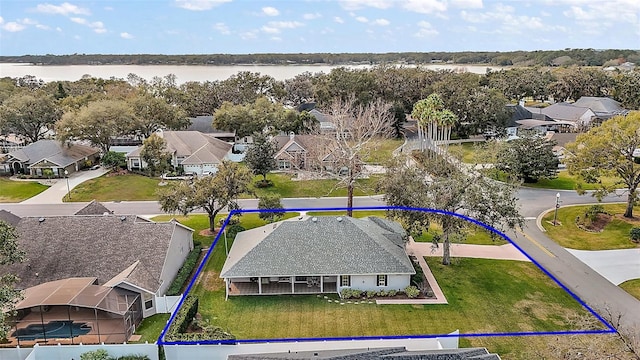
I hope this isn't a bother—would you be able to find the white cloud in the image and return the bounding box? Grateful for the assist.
[403,0,447,14]
[262,6,279,16]
[414,20,438,37]
[120,32,133,39]
[303,13,321,20]
[0,16,4,24]
[175,0,231,11]
[240,30,258,40]
[372,18,390,26]
[450,0,483,8]
[334,16,344,24]
[268,21,303,29]
[213,22,230,35]
[2,22,26,32]
[35,2,90,16]
[70,17,106,33]
[56,26,63,32]
[339,0,393,10]
[270,36,282,41]
[36,24,50,30]
[104,6,114,11]
[356,16,368,23]
[20,18,39,25]
[261,25,280,34]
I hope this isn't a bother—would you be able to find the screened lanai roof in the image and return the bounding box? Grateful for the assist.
[13,277,139,316]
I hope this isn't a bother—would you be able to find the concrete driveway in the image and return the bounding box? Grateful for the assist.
[19,167,110,204]
[566,248,640,285]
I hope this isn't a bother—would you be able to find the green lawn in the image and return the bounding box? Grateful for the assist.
[251,173,382,198]
[131,314,169,343]
[0,178,49,202]
[362,138,404,164]
[448,142,478,164]
[523,171,622,191]
[67,174,161,202]
[413,224,508,246]
[541,204,640,250]
[189,238,597,354]
[152,212,299,247]
[619,279,640,301]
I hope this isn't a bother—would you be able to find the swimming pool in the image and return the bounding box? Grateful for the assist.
[12,321,91,341]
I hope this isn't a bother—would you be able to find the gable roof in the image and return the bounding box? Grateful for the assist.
[573,97,627,117]
[532,103,594,122]
[220,216,414,279]
[273,134,314,154]
[0,209,21,226]
[127,131,233,165]
[6,140,99,167]
[74,200,113,215]
[3,215,193,293]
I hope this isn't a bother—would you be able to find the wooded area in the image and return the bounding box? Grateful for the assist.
[1,49,639,67]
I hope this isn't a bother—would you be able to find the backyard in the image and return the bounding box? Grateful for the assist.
[149,211,605,359]
[0,178,49,202]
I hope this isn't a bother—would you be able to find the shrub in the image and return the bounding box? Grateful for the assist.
[225,224,245,239]
[366,290,377,298]
[404,286,420,299]
[585,204,606,222]
[630,227,640,243]
[80,349,109,360]
[340,288,362,299]
[166,245,202,296]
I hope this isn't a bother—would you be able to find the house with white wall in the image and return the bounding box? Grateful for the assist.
[220,216,415,299]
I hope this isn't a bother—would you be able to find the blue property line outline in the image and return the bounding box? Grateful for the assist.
[158,205,616,346]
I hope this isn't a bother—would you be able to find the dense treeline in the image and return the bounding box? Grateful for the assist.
[1,49,639,67]
[0,64,638,151]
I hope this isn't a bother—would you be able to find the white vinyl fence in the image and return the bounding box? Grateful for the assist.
[0,343,158,360]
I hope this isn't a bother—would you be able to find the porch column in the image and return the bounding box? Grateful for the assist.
[225,278,229,301]
[258,277,262,294]
[291,277,295,294]
[320,276,323,293]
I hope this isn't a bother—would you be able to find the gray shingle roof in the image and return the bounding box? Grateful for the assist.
[7,140,99,167]
[74,200,113,215]
[229,347,500,360]
[573,96,627,117]
[0,209,21,226]
[220,216,414,278]
[536,103,593,122]
[2,215,192,293]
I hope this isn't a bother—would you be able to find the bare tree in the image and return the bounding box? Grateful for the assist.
[315,97,393,216]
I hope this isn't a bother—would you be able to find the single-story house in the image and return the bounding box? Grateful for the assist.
[273,133,339,172]
[1,202,194,344]
[527,103,596,130]
[220,216,415,299]
[126,130,233,176]
[573,96,628,120]
[0,140,100,177]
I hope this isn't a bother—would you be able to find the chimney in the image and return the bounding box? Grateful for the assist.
[289,131,295,140]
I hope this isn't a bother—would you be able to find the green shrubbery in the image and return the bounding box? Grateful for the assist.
[630,227,640,243]
[164,295,235,342]
[166,245,202,296]
[79,349,150,360]
[404,286,420,298]
[339,287,414,299]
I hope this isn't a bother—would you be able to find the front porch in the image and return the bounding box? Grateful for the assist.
[227,276,338,296]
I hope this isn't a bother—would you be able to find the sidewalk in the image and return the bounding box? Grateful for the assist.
[20,167,109,204]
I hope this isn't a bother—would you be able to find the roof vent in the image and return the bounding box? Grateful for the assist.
[336,217,343,222]
[120,216,126,221]
[38,217,45,223]
[311,217,318,223]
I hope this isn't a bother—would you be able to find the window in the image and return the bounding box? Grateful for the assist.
[144,298,153,310]
[377,275,387,287]
[340,275,350,287]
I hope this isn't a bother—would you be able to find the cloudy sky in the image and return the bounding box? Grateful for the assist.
[0,0,638,55]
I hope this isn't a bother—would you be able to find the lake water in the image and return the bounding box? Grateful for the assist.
[0,63,503,84]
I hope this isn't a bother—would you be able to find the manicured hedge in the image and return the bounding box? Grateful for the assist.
[164,295,235,342]
[166,245,202,296]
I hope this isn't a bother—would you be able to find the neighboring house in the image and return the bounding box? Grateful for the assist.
[0,133,25,154]
[1,203,194,344]
[573,96,628,121]
[187,116,236,142]
[126,130,233,176]
[220,216,415,299]
[0,140,99,177]
[272,133,337,171]
[229,347,501,360]
[527,103,597,130]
